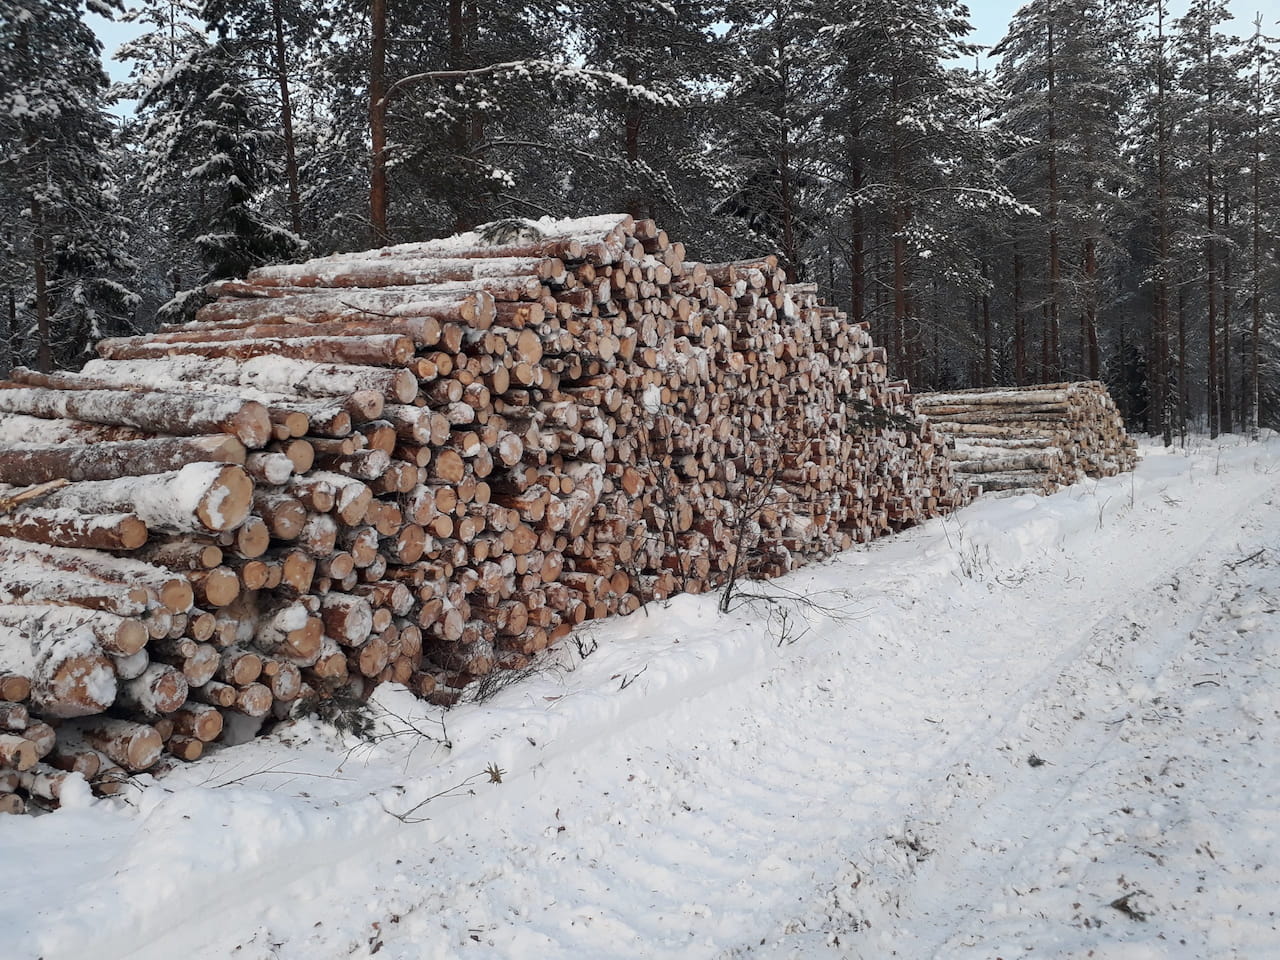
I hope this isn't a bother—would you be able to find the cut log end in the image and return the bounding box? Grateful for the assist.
[195,465,255,532]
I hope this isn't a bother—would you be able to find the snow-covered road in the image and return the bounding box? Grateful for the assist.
[3,436,1278,959]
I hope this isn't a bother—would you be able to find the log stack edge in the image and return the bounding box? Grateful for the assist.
[916,382,1140,496]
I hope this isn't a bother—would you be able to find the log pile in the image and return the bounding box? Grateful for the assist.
[0,213,968,810]
[915,382,1140,496]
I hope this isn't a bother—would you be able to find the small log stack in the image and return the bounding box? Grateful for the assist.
[0,214,968,810]
[916,382,1140,496]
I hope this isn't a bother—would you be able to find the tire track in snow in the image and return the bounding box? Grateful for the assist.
[759,461,1280,957]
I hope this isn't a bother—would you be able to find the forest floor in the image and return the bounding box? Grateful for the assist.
[2,434,1278,960]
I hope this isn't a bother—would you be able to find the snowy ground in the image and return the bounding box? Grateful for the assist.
[3,435,1279,960]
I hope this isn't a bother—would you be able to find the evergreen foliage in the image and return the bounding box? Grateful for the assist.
[1,0,138,372]
[3,0,1278,436]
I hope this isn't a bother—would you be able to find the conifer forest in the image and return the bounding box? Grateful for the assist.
[2,0,1278,441]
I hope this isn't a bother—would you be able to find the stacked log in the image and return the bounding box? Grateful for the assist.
[916,382,1140,496]
[0,213,966,809]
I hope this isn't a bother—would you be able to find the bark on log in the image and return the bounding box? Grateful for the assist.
[0,385,270,447]
[0,435,246,486]
[97,334,416,368]
[28,463,254,534]
[0,606,147,656]
[0,510,148,550]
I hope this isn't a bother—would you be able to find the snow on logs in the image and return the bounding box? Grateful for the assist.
[915,382,1140,496]
[0,212,967,810]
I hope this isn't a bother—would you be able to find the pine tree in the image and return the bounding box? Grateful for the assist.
[570,0,726,229]
[994,0,1134,385]
[1235,14,1278,433]
[201,0,322,237]
[1,0,138,371]
[113,0,207,312]
[818,0,1014,386]
[711,0,825,279]
[1173,0,1238,435]
[1125,0,1177,440]
[139,26,303,314]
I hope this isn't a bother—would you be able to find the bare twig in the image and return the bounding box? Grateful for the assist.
[381,768,493,824]
[1226,548,1265,571]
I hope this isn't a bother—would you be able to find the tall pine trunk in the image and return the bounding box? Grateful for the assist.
[1041,302,1051,383]
[1046,15,1062,381]
[1156,1,1173,445]
[849,154,865,325]
[1251,88,1262,434]
[3,277,14,378]
[271,0,302,236]
[890,72,911,383]
[32,193,51,373]
[1220,184,1233,432]
[1178,281,1188,443]
[1082,238,1100,378]
[1206,139,1218,438]
[624,10,644,221]
[776,34,796,281]
[981,260,992,386]
[369,0,388,245]
[1014,250,1026,385]
[448,0,469,233]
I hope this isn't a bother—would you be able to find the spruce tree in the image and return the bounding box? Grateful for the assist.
[139,27,303,314]
[1,0,138,370]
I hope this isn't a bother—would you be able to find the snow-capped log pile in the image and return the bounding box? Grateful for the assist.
[0,214,967,810]
[915,382,1139,496]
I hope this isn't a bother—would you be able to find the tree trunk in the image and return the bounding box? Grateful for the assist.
[1220,183,1232,433]
[271,0,302,236]
[3,276,13,379]
[1046,14,1061,381]
[1083,238,1100,378]
[1206,140,1218,438]
[776,34,796,282]
[1178,280,1188,443]
[1041,303,1050,384]
[891,73,910,383]
[849,155,865,325]
[369,0,388,246]
[1013,250,1025,385]
[32,194,52,374]
[448,0,468,234]
[1251,74,1262,434]
[624,10,643,221]
[1156,0,1173,446]
[981,260,992,387]
[968,292,980,386]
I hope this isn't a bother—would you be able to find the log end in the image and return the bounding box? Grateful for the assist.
[194,465,255,533]
[230,401,273,449]
[112,515,150,551]
[111,618,150,657]
[33,652,117,719]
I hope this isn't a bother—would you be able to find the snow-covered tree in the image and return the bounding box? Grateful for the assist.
[710,0,826,278]
[817,0,1014,386]
[1172,0,1241,435]
[138,27,303,315]
[994,0,1135,383]
[1,0,138,371]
